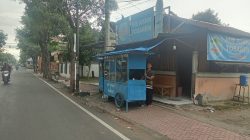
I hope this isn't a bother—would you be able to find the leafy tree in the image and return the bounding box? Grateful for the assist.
[16,27,41,72]
[78,23,100,77]
[192,9,222,25]
[0,53,17,65]
[19,51,29,65]
[20,0,69,78]
[61,0,117,91]
[0,30,7,48]
[17,0,118,89]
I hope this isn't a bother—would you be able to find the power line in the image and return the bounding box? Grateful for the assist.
[118,0,155,11]
[116,0,144,3]
[111,0,157,21]
[118,0,147,9]
[127,1,141,11]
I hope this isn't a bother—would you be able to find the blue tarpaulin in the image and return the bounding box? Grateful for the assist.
[207,33,250,62]
[100,38,167,57]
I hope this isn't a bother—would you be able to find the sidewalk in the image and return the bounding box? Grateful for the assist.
[58,78,250,140]
[57,78,99,95]
[121,106,249,140]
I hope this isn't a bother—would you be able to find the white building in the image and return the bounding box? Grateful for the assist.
[59,62,99,79]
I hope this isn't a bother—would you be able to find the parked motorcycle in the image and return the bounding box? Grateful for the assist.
[2,71,10,85]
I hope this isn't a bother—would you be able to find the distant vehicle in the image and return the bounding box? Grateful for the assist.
[15,65,19,70]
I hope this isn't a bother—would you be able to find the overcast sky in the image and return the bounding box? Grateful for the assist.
[1,0,250,44]
[112,0,250,33]
[0,0,24,45]
[0,0,250,59]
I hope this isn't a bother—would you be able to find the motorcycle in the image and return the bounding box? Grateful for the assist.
[2,71,10,85]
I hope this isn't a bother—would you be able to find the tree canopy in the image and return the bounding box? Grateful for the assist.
[19,0,70,78]
[192,9,222,25]
[16,27,41,60]
[17,0,118,82]
[79,23,98,66]
[0,30,7,48]
[0,53,17,65]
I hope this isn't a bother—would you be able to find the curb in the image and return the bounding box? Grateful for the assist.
[79,97,165,137]
[40,76,168,139]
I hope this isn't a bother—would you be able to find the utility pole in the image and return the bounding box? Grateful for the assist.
[75,0,80,93]
[104,0,110,52]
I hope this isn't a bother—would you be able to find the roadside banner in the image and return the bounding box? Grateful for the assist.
[207,33,250,62]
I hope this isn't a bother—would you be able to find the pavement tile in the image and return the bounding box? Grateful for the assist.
[119,105,250,140]
[67,81,250,140]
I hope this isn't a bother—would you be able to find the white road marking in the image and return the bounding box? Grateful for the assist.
[36,76,130,140]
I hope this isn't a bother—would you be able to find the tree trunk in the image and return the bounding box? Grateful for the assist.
[32,56,37,73]
[40,43,51,79]
[87,65,91,79]
[44,45,51,79]
[41,47,45,76]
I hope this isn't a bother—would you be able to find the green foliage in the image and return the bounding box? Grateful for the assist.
[0,30,7,48]
[192,9,222,25]
[19,51,29,65]
[21,0,70,44]
[0,53,17,65]
[19,0,71,77]
[17,0,118,77]
[64,0,118,29]
[61,0,109,64]
[78,23,102,66]
[49,41,60,52]
[16,26,41,65]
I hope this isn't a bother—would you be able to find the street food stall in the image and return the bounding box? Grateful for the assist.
[99,50,147,112]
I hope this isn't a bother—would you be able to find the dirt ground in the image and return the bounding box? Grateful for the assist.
[176,100,250,137]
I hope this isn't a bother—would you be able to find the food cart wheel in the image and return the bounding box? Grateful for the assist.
[115,93,124,108]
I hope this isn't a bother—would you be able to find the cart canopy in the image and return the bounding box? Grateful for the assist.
[98,37,167,57]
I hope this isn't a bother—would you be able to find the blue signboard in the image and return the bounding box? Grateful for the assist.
[116,7,154,45]
[130,7,154,43]
[207,33,250,62]
[117,17,131,45]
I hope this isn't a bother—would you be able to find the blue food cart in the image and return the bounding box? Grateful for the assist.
[98,37,167,111]
[98,49,148,112]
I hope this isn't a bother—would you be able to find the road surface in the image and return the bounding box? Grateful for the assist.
[0,69,165,140]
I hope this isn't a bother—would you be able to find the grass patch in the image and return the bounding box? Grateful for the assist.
[211,100,250,111]
[80,77,98,82]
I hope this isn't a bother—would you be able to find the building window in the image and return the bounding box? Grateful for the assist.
[110,59,116,81]
[116,56,128,82]
[129,69,144,80]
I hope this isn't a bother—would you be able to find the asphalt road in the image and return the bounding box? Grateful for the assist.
[0,69,126,140]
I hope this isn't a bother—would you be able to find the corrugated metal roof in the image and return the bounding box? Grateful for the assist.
[169,15,250,38]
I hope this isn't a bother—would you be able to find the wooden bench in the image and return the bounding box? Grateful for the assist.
[153,84,174,96]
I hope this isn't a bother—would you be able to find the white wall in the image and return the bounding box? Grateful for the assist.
[59,62,70,79]
[81,63,99,77]
[59,62,99,78]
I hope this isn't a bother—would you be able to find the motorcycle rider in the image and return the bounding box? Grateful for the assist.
[1,63,12,81]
